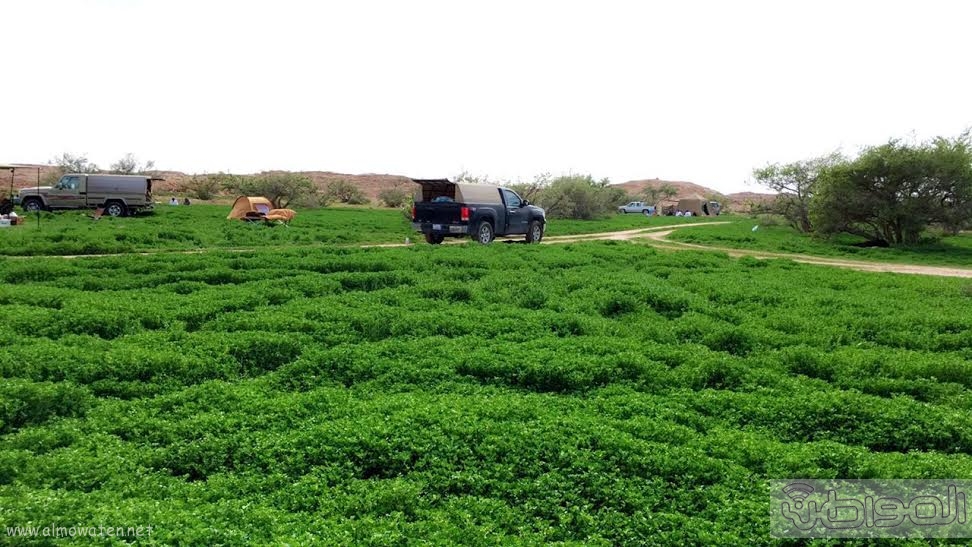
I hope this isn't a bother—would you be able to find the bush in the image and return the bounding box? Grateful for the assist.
[400,194,415,221]
[378,187,409,208]
[811,133,972,245]
[0,380,93,433]
[180,175,222,200]
[327,179,369,205]
[536,175,627,220]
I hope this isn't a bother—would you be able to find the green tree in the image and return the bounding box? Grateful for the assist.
[180,175,222,200]
[811,132,972,244]
[220,172,316,208]
[536,174,622,219]
[49,152,99,174]
[326,179,369,205]
[452,170,492,185]
[109,153,155,174]
[41,152,100,186]
[209,172,246,191]
[753,152,842,233]
[640,182,677,206]
[508,173,551,203]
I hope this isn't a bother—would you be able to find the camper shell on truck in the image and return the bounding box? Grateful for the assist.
[410,179,546,244]
[19,173,158,217]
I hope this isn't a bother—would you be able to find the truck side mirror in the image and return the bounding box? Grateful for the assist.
[521,200,529,207]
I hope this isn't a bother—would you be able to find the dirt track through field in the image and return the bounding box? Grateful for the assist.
[6,221,972,278]
[331,222,972,278]
[637,229,972,279]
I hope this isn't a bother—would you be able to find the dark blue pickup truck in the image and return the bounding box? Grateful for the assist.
[411,179,546,244]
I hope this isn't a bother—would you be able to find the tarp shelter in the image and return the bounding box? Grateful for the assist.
[227,196,274,219]
[656,198,679,216]
[677,195,713,216]
[264,208,296,222]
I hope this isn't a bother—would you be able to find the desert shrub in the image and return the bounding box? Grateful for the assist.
[327,179,369,205]
[535,174,627,220]
[378,187,409,208]
[180,175,222,200]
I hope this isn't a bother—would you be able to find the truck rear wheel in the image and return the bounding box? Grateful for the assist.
[475,220,494,245]
[22,198,44,213]
[425,233,444,245]
[105,202,128,217]
[525,220,544,243]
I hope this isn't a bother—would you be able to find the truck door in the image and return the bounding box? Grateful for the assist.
[50,175,86,208]
[501,189,529,234]
[84,175,115,206]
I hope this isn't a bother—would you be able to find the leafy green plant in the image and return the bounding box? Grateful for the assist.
[2,230,972,544]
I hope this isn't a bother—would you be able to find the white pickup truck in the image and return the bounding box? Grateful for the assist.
[617,201,655,215]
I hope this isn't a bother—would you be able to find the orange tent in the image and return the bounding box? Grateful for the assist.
[227,196,273,220]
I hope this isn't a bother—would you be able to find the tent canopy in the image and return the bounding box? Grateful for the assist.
[227,196,274,219]
[676,195,710,216]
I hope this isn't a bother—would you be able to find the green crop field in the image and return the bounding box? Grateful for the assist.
[0,206,414,257]
[2,241,971,544]
[0,205,721,257]
[668,220,972,267]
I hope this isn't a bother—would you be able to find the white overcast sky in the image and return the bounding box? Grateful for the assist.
[2,0,970,193]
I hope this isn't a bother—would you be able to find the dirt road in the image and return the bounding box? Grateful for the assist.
[390,222,972,278]
[637,228,972,279]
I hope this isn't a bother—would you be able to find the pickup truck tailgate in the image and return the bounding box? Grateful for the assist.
[414,202,463,224]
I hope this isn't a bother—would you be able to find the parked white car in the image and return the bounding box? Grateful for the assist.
[617,201,655,215]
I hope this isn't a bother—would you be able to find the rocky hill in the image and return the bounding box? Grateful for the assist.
[0,164,59,191]
[614,178,775,212]
[3,165,776,210]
